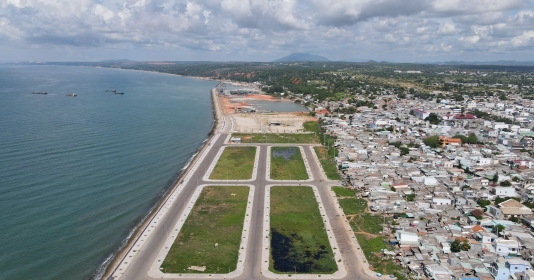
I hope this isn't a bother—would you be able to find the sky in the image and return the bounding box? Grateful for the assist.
[1,0,534,63]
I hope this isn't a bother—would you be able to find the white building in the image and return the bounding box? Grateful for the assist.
[494,239,521,256]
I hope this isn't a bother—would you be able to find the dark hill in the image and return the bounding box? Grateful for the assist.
[273,53,330,62]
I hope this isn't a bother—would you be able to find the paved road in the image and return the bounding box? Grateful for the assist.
[110,134,375,280]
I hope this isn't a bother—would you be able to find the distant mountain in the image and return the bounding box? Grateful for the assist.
[273,53,330,62]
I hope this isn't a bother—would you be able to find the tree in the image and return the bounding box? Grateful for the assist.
[494,224,505,236]
[406,193,416,201]
[461,240,470,251]
[500,180,512,187]
[450,239,470,252]
[492,173,499,183]
[477,199,491,208]
[512,176,520,182]
[424,135,441,148]
[466,133,478,144]
[425,113,442,125]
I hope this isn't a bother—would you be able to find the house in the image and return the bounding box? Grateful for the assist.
[413,108,430,119]
[396,230,419,245]
[490,262,510,280]
[493,187,516,197]
[433,197,453,206]
[498,199,532,217]
[439,136,462,147]
[506,258,532,273]
[494,239,520,256]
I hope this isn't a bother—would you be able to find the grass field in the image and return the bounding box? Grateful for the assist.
[270,186,337,274]
[332,186,358,197]
[338,198,368,215]
[209,147,256,180]
[314,146,340,180]
[270,147,308,180]
[303,121,318,132]
[161,186,249,273]
[232,133,318,144]
[356,234,402,276]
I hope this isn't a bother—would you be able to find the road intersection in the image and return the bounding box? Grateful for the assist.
[109,131,378,280]
[108,91,378,280]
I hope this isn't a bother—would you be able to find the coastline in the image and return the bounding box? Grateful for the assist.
[100,88,222,280]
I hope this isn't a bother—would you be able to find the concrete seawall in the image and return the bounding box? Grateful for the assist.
[102,88,223,279]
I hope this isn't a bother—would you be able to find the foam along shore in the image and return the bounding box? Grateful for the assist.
[101,89,223,279]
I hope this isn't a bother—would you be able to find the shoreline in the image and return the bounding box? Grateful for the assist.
[100,88,222,280]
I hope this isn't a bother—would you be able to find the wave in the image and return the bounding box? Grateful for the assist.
[90,133,211,280]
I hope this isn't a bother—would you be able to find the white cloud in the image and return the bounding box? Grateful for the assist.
[0,0,534,62]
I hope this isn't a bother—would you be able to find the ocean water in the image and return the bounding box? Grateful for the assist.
[0,65,217,279]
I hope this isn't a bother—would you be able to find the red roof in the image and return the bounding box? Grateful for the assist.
[454,114,476,119]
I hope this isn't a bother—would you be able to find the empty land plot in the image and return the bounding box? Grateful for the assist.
[161,186,249,273]
[314,146,341,180]
[303,121,318,132]
[232,133,318,144]
[210,147,256,180]
[270,147,308,180]
[332,186,358,197]
[270,186,337,274]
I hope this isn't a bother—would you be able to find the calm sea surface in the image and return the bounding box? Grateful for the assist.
[0,65,217,279]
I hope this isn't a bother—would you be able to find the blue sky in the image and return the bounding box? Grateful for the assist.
[1,0,534,62]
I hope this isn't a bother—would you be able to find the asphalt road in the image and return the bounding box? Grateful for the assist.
[111,133,375,280]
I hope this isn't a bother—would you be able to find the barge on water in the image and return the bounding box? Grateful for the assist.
[66,93,77,97]
[33,91,47,95]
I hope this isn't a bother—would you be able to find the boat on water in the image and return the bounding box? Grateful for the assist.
[113,92,124,95]
[33,91,47,95]
[105,89,116,92]
[66,93,77,97]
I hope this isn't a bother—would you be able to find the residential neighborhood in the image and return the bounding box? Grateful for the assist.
[312,86,534,280]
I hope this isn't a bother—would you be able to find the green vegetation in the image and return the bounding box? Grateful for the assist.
[356,234,403,275]
[209,147,256,180]
[332,186,358,197]
[425,113,442,125]
[232,133,318,144]
[450,239,470,252]
[270,186,337,274]
[452,133,478,144]
[161,186,249,273]
[314,146,341,180]
[477,199,491,207]
[270,147,308,180]
[339,198,368,215]
[334,190,400,275]
[302,121,318,132]
[424,135,440,148]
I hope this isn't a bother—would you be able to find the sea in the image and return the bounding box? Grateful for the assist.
[0,65,218,279]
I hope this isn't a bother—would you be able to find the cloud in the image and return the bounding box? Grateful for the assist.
[1,0,534,62]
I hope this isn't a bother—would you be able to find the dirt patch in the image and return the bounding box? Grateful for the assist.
[242,94,277,101]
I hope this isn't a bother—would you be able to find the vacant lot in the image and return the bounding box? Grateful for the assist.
[314,146,340,180]
[332,186,358,197]
[161,186,249,273]
[339,198,368,215]
[232,133,318,144]
[303,121,318,132]
[270,147,308,180]
[356,234,402,276]
[209,147,256,180]
[270,186,337,274]
[334,189,400,276]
